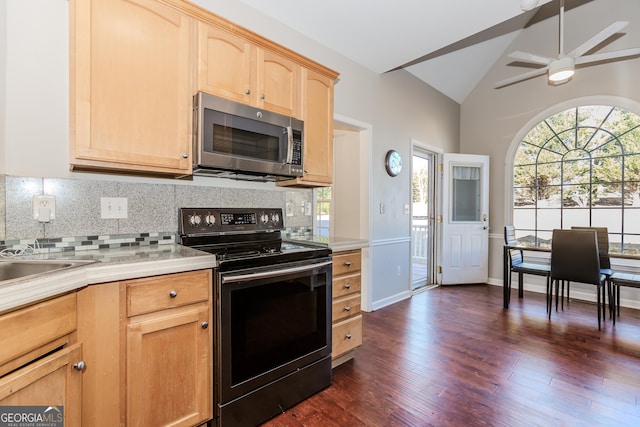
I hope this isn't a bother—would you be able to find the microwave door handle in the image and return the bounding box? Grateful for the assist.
[285,125,293,164]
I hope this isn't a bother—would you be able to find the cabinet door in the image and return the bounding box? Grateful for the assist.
[197,22,256,105]
[70,0,192,175]
[301,68,334,184]
[0,343,83,427]
[278,68,334,187]
[127,305,211,427]
[258,49,300,117]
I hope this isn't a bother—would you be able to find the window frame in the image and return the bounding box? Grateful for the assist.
[507,97,640,256]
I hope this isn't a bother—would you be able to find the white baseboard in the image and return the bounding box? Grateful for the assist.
[488,277,640,311]
[370,290,412,311]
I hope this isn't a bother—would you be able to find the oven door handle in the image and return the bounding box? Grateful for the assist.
[221,260,332,283]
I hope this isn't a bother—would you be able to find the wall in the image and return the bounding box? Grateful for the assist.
[461,0,640,306]
[2,0,460,310]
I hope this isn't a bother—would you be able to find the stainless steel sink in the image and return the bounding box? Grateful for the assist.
[0,259,95,283]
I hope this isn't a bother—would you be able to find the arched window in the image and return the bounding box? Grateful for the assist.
[513,105,640,255]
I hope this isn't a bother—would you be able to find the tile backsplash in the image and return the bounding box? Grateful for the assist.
[0,175,313,251]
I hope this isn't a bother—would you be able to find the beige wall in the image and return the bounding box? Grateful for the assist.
[461,0,640,286]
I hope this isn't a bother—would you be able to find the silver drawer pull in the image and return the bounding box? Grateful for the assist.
[345,334,352,340]
[73,361,86,371]
[201,322,209,329]
[344,261,352,267]
[344,283,351,289]
[169,290,177,298]
[344,306,351,312]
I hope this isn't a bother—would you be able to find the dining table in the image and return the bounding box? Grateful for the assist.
[503,238,640,309]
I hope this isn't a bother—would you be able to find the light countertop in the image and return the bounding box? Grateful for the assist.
[288,235,368,252]
[0,244,216,314]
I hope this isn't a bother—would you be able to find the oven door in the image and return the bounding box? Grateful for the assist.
[216,257,332,404]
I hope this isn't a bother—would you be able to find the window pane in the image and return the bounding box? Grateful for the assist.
[592,208,622,233]
[538,185,560,207]
[537,209,561,231]
[563,209,590,228]
[513,208,536,229]
[563,159,590,184]
[562,184,590,207]
[451,166,481,222]
[514,187,535,206]
[593,184,623,207]
[624,209,640,233]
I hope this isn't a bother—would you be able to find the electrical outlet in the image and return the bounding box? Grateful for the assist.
[33,195,56,222]
[396,265,401,277]
[101,197,128,219]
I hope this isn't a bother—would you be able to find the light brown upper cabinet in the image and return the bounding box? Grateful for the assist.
[197,22,301,118]
[278,69,334,187]
[70,0,193,176]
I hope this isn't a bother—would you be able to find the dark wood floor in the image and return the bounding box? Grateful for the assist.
[262,285,640,426]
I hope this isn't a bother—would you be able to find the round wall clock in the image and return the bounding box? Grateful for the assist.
[385,150,403,177]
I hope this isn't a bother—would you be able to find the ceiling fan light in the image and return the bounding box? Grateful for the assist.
[548,57,575,82]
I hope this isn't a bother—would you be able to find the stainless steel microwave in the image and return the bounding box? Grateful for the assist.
[192,92,304,181]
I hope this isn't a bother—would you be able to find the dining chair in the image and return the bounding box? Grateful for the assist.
[550,229,607,330]
[504,226,551,308]
[610,272,640,320]
[567,226,614,317]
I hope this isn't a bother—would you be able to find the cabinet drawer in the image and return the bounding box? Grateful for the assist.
[0,293,76,368]
[332,273,361,298]
[332,251,361,276]
[332,315,362,358]
[126,270,210,317]
[332,294,361,323]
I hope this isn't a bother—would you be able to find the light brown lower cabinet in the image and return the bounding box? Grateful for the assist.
[78,269,213,427]
[331,249,363,367]
[0,293,82,426]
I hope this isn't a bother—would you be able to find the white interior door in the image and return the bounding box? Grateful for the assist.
[440,153,490,285]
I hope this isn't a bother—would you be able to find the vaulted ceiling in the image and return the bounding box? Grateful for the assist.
[235,0,621,103]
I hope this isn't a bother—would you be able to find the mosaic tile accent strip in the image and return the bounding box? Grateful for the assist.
[0,232,176,255]
[284,227,314,239]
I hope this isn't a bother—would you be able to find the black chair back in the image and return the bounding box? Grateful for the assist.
[551,229,601,285]
[571,226,610,269]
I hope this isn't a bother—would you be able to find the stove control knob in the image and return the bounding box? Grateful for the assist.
[205,214,216,226]
[189,214,202,226]
[270,212,280,225]
[260,213,269,225]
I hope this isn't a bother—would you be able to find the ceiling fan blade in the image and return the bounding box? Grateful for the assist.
[495,67,549,89]
[568,21,629,58]
[508,50,553,66]
[575,47,640,65]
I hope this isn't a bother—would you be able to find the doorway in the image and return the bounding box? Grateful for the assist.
[411,147,437,290]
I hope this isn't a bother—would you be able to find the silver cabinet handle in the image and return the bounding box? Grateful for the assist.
[201,322,209,329]
[73,361,86,371]
[169,290,177,298]
[344,306,351,312]
[181,152,188,159]
[344,261,352,267]
[345,334,352,340]
[245,89,251,94]
[260,93,265,99]
[344,283,351,289]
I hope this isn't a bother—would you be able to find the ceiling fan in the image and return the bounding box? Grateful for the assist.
[495,0,640,88]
